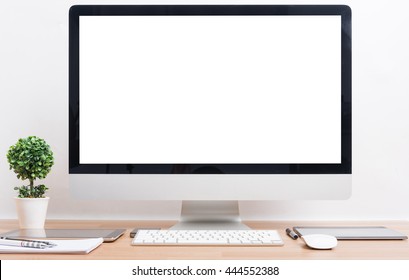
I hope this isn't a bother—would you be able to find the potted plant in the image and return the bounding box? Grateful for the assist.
[6,136,54,229]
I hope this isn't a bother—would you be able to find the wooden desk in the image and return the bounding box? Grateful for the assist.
[1,220,409,260]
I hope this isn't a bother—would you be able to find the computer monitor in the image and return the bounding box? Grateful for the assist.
[69,5,351,229]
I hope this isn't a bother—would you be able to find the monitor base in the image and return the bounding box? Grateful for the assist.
[170,200,250,230]
[170,221,250,230]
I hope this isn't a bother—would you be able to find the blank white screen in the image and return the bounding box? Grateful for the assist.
[79,16,341,164]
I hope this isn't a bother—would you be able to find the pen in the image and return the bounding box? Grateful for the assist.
[1,237,57,247]
[286,228,299,240]
[0,238,53,249]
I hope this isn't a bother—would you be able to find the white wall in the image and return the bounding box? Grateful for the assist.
[1,0,408,221]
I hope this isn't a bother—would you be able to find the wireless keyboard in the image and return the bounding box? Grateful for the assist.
[131,229,284,246]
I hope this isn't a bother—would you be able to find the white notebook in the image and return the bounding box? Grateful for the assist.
[0,238,103,254]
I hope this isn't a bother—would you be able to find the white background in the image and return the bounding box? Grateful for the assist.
[80,16,341,164]
[0,0,409,221]
[2,260,409,280]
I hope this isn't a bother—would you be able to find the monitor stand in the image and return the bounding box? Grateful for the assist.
[170,201,250,230]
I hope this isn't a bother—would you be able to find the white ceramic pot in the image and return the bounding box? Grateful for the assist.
[15,197,49,229]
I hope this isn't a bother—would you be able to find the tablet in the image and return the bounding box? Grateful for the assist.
[0,229,125,242]
[293,226,408,240]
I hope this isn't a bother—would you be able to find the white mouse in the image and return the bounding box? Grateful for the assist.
[301,234,337,250]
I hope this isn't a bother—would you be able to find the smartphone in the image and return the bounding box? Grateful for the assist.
[0,229,126,242]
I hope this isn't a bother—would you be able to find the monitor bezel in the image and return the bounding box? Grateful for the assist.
[69,5,351,175]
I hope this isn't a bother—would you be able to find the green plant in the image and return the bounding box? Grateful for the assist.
[7,136,54,198]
